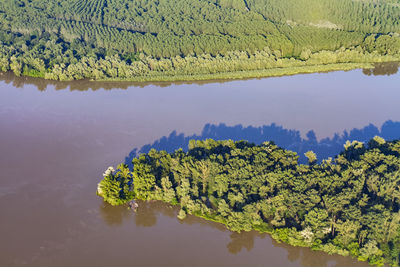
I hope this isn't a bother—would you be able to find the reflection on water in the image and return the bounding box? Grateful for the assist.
[363,62,400,76]
[99,200,270,255]
[98,199,368,266]
[99,202,132,226]
[272,239,355,267]
[227,231,266,254]
[0,61,398,91]
[0,71,243,91]
[126,120,400,164]
[98,201,173,227]
[134,201,176,227]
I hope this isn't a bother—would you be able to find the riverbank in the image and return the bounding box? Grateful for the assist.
[99,62,376,82]
[7,47,398,82]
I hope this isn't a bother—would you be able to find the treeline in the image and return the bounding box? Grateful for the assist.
[0,0,400,80]
[1,35,400,81]
[98,137,400,266]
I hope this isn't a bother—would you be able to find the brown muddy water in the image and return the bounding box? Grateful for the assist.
[1,65,399,267]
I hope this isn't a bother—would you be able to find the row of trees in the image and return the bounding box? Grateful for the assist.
[98,137,400,266]
[1,37,399,81]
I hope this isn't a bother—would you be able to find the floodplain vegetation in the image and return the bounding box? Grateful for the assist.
[98,137,400,266]
[0,0,400,81]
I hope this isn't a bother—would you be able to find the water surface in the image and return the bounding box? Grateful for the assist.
[1,66,399,267]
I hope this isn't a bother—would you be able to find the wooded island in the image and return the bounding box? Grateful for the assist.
[98,137,400,266]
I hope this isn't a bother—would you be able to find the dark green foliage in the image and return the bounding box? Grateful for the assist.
[0,0,400,80]
[99,137,400,266]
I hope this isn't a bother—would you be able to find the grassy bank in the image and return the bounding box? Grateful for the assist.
[99,62,376,82]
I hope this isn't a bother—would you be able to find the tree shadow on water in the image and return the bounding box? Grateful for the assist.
[125,120,400,165]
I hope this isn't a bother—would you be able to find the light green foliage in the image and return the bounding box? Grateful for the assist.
[305,150,317,164]
[304,208,330,239]
[97,164,133,205]
[177,209,187,220]
[0,0,399,80]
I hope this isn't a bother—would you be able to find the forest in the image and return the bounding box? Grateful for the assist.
[98,137,400,266]
[0,0,400,80]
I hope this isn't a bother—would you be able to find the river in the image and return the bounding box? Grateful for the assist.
[1,64,399,266]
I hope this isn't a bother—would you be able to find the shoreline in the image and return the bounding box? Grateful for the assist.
[98,62,376,82]
[1,60,397,93]
[10,60,400,84]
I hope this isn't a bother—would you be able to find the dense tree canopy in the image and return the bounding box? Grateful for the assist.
[98,137,400,266]
[0,0,400,80]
